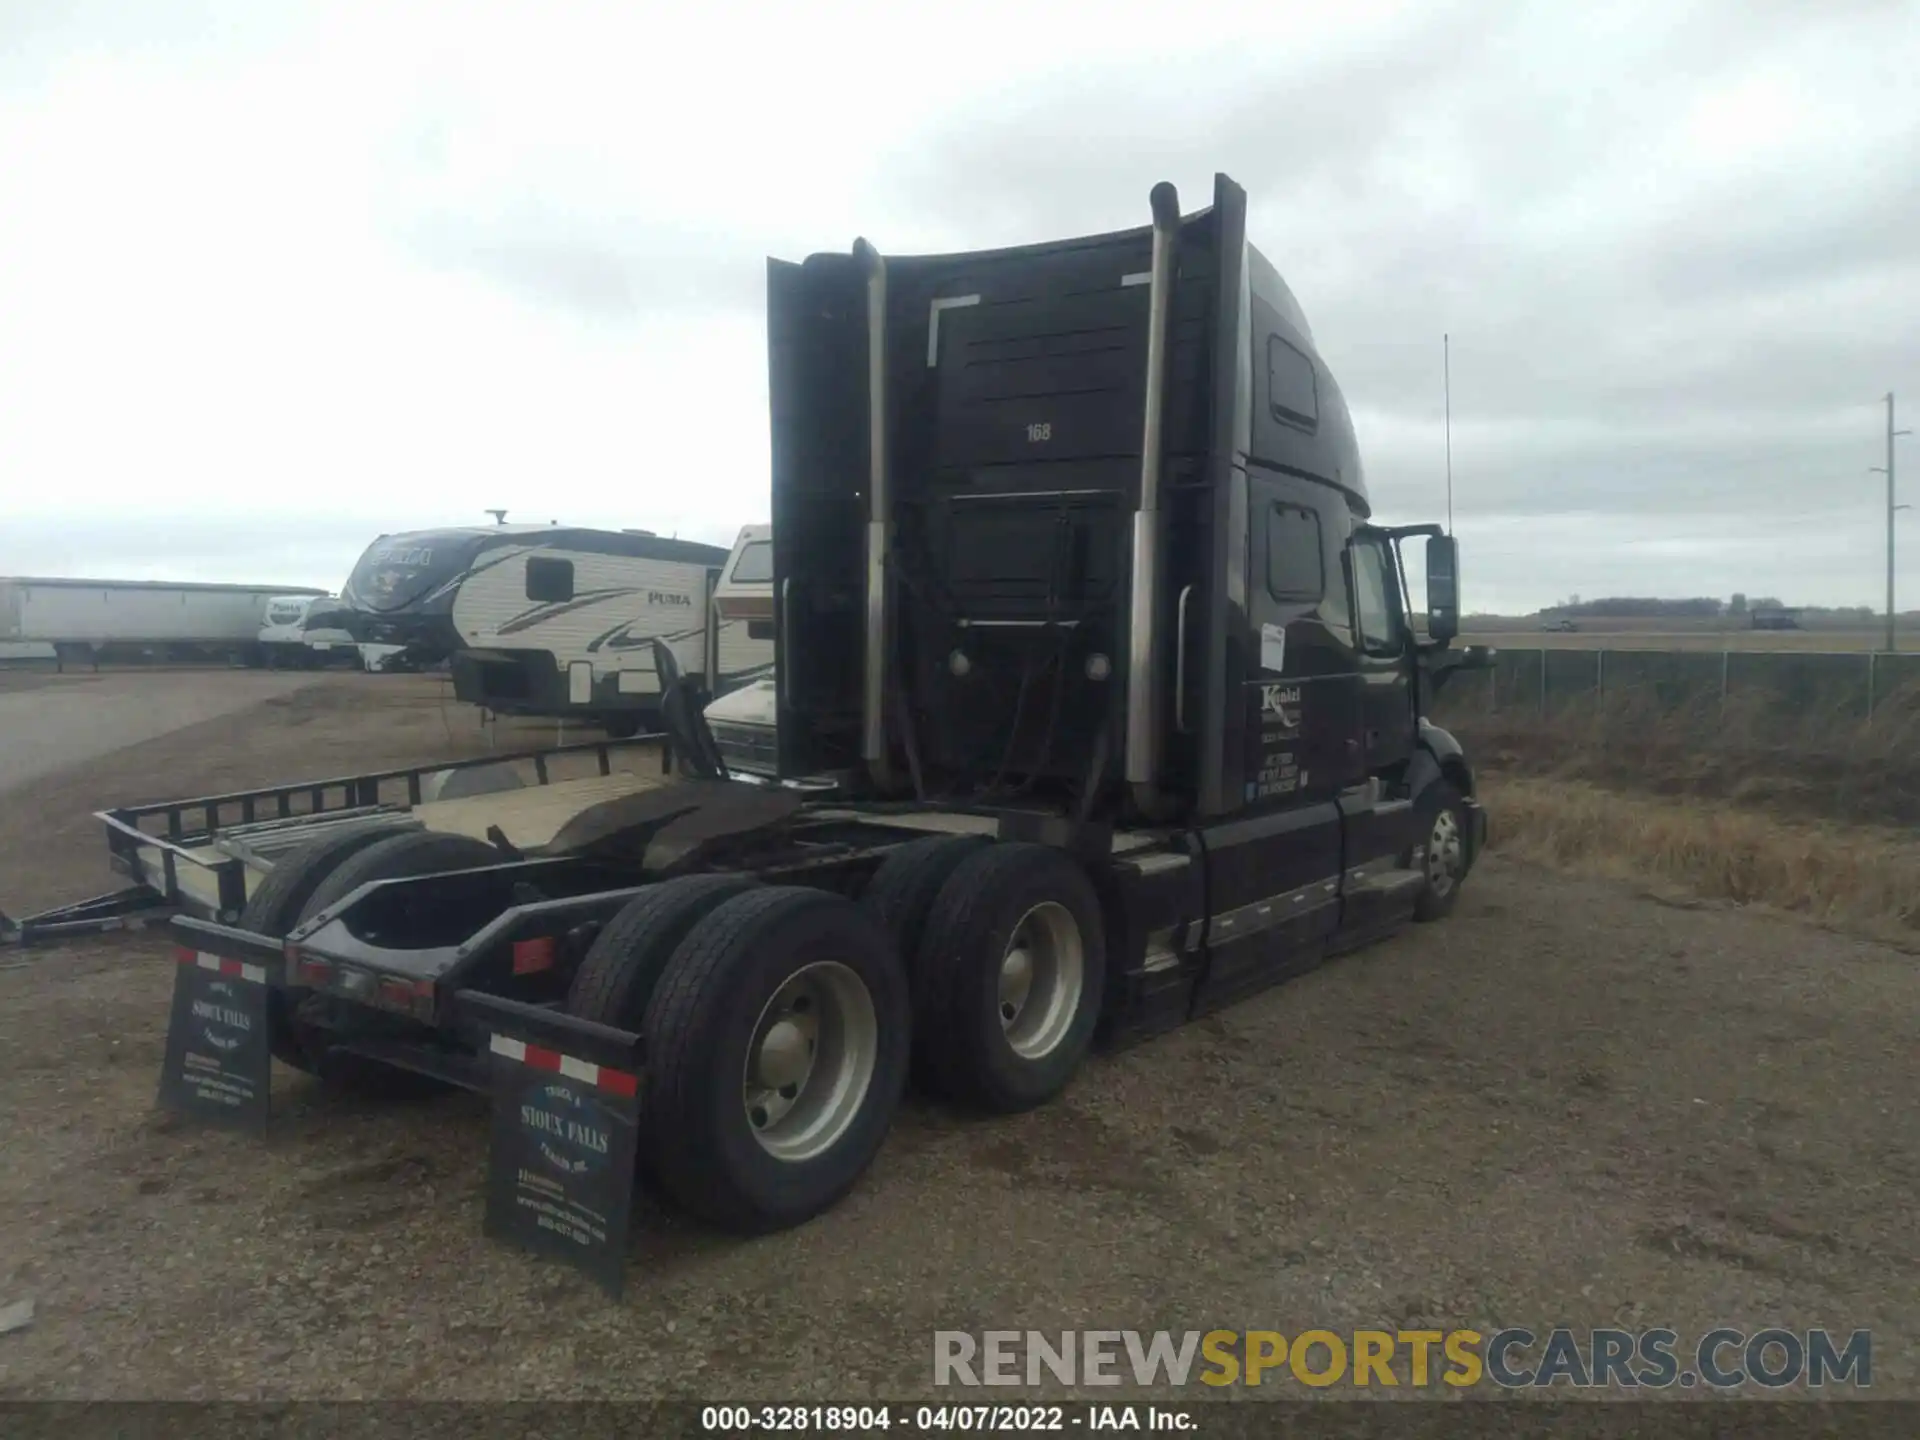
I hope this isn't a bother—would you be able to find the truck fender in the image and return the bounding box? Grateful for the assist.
[1409,720,1476,804]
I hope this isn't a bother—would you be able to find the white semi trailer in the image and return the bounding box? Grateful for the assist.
[0,577,328,668]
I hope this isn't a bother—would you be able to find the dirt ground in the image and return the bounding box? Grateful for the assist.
[0,673,1915,1402]
[0,669,318,796]
[0,672,578,918]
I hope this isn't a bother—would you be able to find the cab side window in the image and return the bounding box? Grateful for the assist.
[1267,336,1318,431]
[1348,536,1402,656]
[1265,502,1324,603]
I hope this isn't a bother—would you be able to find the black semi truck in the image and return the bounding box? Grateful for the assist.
[167,172,1491,1275]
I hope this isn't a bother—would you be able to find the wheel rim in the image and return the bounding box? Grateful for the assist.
[1426,807,1464,898]
[997,901,1085,1061]
[742,961,878,1163]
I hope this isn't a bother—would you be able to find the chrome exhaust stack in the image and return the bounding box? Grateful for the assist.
[853,238,895,788]
[1124,182,1182,815]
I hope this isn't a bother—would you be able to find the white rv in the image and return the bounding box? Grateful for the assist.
[321,522,774,736]
[258,594,358,668]
[703,523,778,772]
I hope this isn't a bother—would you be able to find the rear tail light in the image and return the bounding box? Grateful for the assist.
[288,944,333,988]
[287,942,435,1019]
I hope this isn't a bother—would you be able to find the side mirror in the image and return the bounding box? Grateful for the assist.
[1425,535,1460,643]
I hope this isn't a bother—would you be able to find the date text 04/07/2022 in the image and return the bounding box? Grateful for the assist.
[700,1404,1198,1432]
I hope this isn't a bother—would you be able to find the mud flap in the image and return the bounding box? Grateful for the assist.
[459,992,646,1300]
[157,944,277,1133]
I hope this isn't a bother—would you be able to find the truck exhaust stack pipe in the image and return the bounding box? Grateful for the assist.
[853,237,895,788]
[1124,182,1181,814]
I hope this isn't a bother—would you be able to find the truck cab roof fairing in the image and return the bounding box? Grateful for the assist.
[1244,242,1369,518]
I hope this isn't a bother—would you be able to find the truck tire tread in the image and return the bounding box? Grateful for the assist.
[567,874,760,1030]
[642,886,909,1234]
[240,826,401,1075]
[241,827,394,937]
[914,842,1107,1114]
[860,835,992,970]
[298,830,503,924]
[284,829,502,1097]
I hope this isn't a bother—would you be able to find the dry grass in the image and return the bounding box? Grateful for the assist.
[1482,775,1920,946]
[1438,679,1920,829]
[1447,674,1920,942]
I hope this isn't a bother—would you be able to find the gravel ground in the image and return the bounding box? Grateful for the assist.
[0,670,313,795]
[0,674,1914,1402]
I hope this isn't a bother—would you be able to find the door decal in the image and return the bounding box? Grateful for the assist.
[1249,682,1307,800]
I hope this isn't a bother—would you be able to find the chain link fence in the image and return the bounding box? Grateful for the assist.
[1441,647,1920,726]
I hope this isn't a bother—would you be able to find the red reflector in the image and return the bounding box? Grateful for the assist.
[512,936,558,976]
[413,978,435,998]
[173,945,198,966]
[379,979,413,1009]
[297,959,332,987]
[599,1068,640,1099]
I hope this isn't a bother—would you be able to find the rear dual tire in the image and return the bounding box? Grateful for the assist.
[241,828,500,1092]
[858,834,1105,1108]
[911,843,1107,1114]
[242,827,390,1076]
[575,885,909,1235]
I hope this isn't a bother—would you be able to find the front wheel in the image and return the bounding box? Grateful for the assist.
[1412,781,1469,922]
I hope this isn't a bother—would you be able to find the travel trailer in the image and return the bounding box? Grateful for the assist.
[450,523,776,735]
[708,521,775,689]
[258,594,359,668]
[314,522,771,736]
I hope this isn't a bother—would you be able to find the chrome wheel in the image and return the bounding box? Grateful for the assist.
[997,901,1085,1061]
[1426,807,1465,898]
[742,961,878,1163]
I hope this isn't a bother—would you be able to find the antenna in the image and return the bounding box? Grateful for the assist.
[1443,333,1454,535]
[485,509,507,526]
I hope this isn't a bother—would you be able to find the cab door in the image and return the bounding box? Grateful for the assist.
[1336,528,1422,922]
[1347,528,1415,777]
[1188,471,1354,1016]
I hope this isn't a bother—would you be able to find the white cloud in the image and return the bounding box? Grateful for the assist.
[1,0,1916,612]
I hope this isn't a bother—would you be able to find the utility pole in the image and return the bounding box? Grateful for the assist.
[1872,393,1913,652]
[1443,333,1454,534]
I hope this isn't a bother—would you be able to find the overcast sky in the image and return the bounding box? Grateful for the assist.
[2,0,1915,615]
